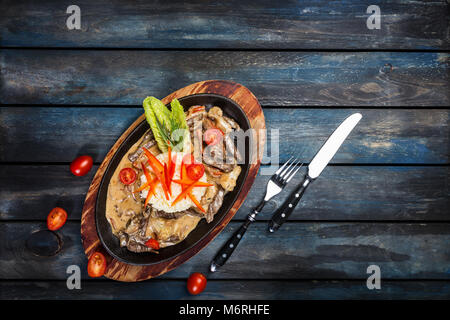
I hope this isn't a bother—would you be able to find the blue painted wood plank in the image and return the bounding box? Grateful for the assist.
[1,50,448,106]
[0,107,447,164]
[1,165,448,221]
[1,221,449,280]
[1,0,448,49]
[1,280,449,300]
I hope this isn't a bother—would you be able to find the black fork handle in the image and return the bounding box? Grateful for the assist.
[268,175,312,232]
[210,200,266,272]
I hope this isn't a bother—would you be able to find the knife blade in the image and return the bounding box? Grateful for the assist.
[268,113,362,232]
[308,112,362,178]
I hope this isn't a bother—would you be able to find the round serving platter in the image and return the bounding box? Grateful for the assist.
[81,80,265,281]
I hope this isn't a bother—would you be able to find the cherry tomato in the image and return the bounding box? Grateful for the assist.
[70,155,93,176]
[87,252,107,278]
[204,128,223,146]
[186,163,205,181]
[47,207,68,231]
[119,168,137,185]
[187,272,207,295]
[145,238,160,250]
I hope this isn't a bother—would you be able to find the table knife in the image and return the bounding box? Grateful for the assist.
[268,113,362,232]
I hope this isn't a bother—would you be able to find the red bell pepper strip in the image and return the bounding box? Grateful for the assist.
[166,146,172,194]
[169,153,177,182]
[164,163,171,196]
[142,147,170,200]
[189,193,206,212]
[172,179,213,188]
[140,163,158,207]
[171,180,213,206]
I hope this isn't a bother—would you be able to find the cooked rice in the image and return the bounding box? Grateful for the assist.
[140,152,207,213]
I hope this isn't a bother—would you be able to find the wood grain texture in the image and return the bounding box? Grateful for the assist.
[80,80,265,281]
[1,165,449,221]
[1,50,449,106]
[1,0,449,50]
[2,221,450,280]
[1,108,448,164]
[2,280,449,300]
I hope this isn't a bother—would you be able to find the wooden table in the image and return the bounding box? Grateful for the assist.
[0,0,449,300]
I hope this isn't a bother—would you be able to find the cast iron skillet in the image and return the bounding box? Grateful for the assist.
[96,93,251,265]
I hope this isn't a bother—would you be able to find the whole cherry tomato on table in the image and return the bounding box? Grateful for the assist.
[70,155,93,176]
[47,207,68,231]
[87,252,107,278]
[187,272,207,295]
[119,168,137,185]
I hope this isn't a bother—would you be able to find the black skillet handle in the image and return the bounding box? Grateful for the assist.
[268,175,312,232]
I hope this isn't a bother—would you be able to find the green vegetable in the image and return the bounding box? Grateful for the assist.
[142,97,189,152]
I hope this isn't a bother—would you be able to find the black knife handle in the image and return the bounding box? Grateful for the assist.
[268,175,312,232]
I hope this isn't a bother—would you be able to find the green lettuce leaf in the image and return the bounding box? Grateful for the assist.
[142,96,189,153]
[143,96,171,152]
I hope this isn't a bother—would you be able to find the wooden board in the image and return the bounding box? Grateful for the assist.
[1,0,449,50]
[1,50,449,106]
[1,108,448,164]
[3,222,450,280]
[1,165,449,221]
[80,80,265,281]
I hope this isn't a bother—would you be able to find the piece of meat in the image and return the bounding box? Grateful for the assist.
[118,232,128,247]
[126,238,157,253]
[204,108,241,166]
[208,106,233,134]
[224,132,243,163]
[193,182,218,215]
[204,164,224,179]
[191,119,203,162]
[203,143,235,172]
[223,115,240,131]
[186,105,207,127]
[185,208,206,218]
[125,215,141,234]
[151,208,189,220]
[128,130,156,162]
[219,165,242,192]
[206,187,225,223]
[202,117,216,131]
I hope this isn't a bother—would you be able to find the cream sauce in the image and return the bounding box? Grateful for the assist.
[105,133,205,248]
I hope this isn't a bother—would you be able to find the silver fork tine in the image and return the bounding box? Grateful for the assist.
[282,159,301,182]
[279,158,298,178]
[285,162,303,183]
[275,157,293,175]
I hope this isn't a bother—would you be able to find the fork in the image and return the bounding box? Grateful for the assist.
[210,157,303,272]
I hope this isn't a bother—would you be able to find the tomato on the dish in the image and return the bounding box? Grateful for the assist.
[119,168,137,185]
[87,252,107,278]
[70,155,93,176]
[145,238,160,250]
[187,272,207,295]
[186,163,205,181]
[47,207,68,231]
[203,128,223,146]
